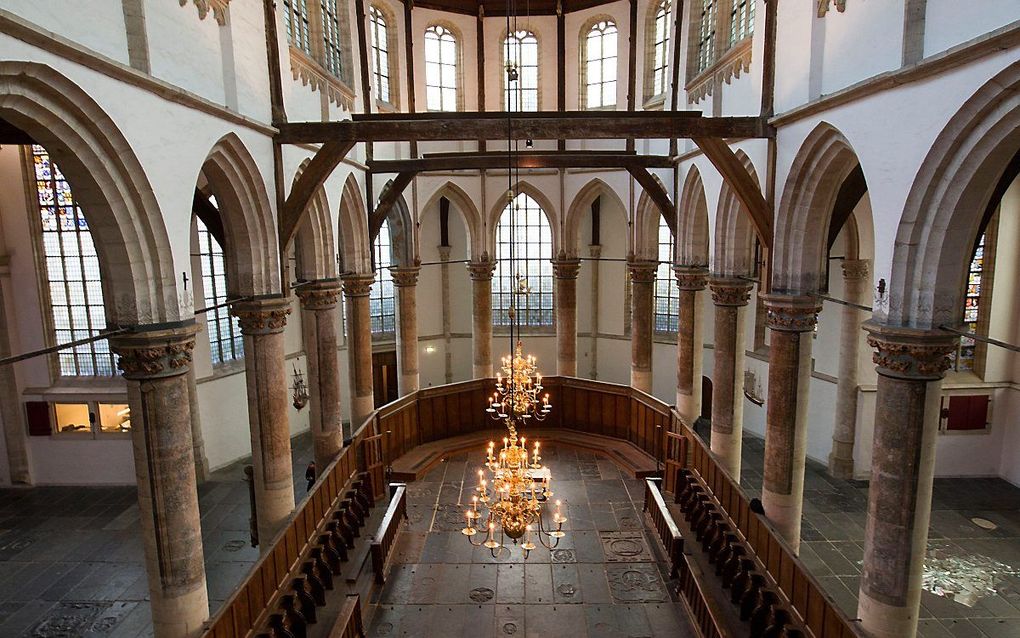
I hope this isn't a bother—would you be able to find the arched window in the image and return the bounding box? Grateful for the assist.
[29,144,117,376]
[424,25,459,111]
[952,222,997,374]
[321,0,346,77]
[370,220,395,335]
[695,0,717,73]
[369,5,392,104]
[729,0,754,45]
[583,20,618,109]
[281,0,313,55]
[494,193,553,327]
[648,0,671,99]
[195,214,243,365]
[504,30,539,112]
[654,217,679,333]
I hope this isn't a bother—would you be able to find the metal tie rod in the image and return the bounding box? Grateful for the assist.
[939,325,1020,354]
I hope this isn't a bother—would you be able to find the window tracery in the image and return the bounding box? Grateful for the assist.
[494,193,553,327]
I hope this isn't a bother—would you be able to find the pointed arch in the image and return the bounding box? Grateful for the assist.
[713,150,759,276]
[890,60,1020,329]
[565,178,626,258]
[292,160,338,281]
[384,189,414,267]
[634,172,671,261]
[678,165,710,267]
[0,62,180,325]
[339,173,372,275]
[486,180,560,256]
[773,122,864,294]
[420,181,484,259]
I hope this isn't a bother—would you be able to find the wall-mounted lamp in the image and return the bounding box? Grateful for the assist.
[424,345,437,354]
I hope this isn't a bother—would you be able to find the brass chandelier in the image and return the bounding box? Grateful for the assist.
[462,0,564,558]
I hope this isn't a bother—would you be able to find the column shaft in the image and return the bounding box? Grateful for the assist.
[186,368,209,482]
[343,274,376,431]
[708,277,753,479]
[674,267,708,424]
[761,295,821,553]
[439,246,453,384]
[233,298,295,547]
[111,326,208,638]
[468,259,496,378]
[857,325,956,638]
[392,267,421,394]
[588,245,602,379]
[629,260,657,393]
[829,260,869,478]
[297,280,344,471]
[553,258,581,376]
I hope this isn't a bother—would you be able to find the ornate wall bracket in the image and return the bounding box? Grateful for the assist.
[686,39,752,105]
[818,0,848,17]
[290,48,356,111]
[179,0,230,26]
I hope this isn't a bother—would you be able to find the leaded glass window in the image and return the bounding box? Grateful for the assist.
[651,0,671,97]
[321,0,345,77]
[369,5,392,103]
[954,233,985,372]
[696,0,716,73]
[504,30,539,112]
[30,145,117,377]
[282,0,313,55]
[370,220,395,335]
[196,215,243,365]
[493,193,553,327]
[729,0,754,45]
[584,20,618,109]
[425,25,459,111]
[654,217,679,333]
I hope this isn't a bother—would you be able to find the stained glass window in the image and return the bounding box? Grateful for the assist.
[651,0,672,98]
[494,193,553,327]
[196,214,243,365]
[504,30,539,112]
[654,217,679,333]
[369,5,392,103]
[729,0,754,45]
[425,25,458,111]
[321,0,345,77]
[696,0,716,73]
[370,219,395,335]
[584,20,618,109]
[30,145,117,377]
[282,0,313,55]
[955,233,985,372]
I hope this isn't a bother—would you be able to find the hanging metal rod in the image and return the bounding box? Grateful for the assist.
[0,328,131,367]
[939,325,1020,354]
[812,293,873,313]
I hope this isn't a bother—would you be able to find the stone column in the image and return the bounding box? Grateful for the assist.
[439,246,453,384]
[674,267,708,424]
[552,258,582,376]
[628,260,657,393]
[857,324,957,638]
[0,268,31,484]
[110,325,208,638]
[761,295,821,553]
[391,266,421,395]
[588,245,601,379]
[708,277,753,479]
[829,259,870,479]
[296,280,344,471]
[468,258,496,378]
[186,369,209,482]
[233,297,295,547]
[342,274,376,432]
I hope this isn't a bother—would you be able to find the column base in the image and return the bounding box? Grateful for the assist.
[858,589,920,638]
[151,581,209,638]
[351,393,375,432]
[258,484,296,548]
[828,446,855,480]
[400,373,419,395]
[761,488,803,553]
[473,364,493,379]
[710,429,742,479]
[631,369,652,394]
[676,391,698,425]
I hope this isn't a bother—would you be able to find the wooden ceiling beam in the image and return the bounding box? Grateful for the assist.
[628,166,676,235]
[693,136,774,249]
[368,151,674,173]
[279,139,356,250]
[369,171,417,241]
[277,113,769,144]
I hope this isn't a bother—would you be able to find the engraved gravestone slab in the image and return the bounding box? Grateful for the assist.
[605,564,669,603]
[599,531,652,562]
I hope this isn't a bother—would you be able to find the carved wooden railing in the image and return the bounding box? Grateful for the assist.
[328,594,365,638]
[644,478,684,577]
[370,484,407,584]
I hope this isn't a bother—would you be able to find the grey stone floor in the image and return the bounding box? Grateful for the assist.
[0,432,314,638]
[367,444,698,637]
[734,434,1020,638]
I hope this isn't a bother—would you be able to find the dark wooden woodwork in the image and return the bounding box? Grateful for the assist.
[277,113,769,143]
[354,0,372,114]
[370,484,407,584]
[591,196,600,245]
[669,0,685,154]
[826,163,866,251]
[262,0,287,124]
[626,0,638,152]
[628,165,676,234]
[369,150,673,172]
[693,136,774,248]
[410,0,624,16]
[557,7,566,152]
[25,401,51,436]
[760,0,778,118]
[279,140,356,249]
[476,5,486,151]
[193,190,226,247]
[369,172,416,240]
[328,594,365,638]
[372,350,398,407]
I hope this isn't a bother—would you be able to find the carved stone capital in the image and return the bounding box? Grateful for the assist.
[865,322,958,380]
[179,0,230,25]
[437,246,452,261]
[588,244,602,259]
[390,266,421,288]
[627,260,658,284]
[467,259,496,281]
[341,273,375,298]
[841,259,870,281]
[232,297,292,335]
[673,266,709,291]
[551,258,582,280]
[763,294,822,333]
[708,277,753,307]
[295,280,342,311]
[110,324,199,380]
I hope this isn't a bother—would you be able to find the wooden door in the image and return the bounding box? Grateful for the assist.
[373,350,398,407]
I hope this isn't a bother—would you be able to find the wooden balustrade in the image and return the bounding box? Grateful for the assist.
[370,484,407,584]
[328,594,365,638]
[643,478,684,577]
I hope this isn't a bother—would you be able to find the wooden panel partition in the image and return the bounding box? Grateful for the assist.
[370,484,407,584]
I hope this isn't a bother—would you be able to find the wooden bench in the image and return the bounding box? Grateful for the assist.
[389,427,658,481]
